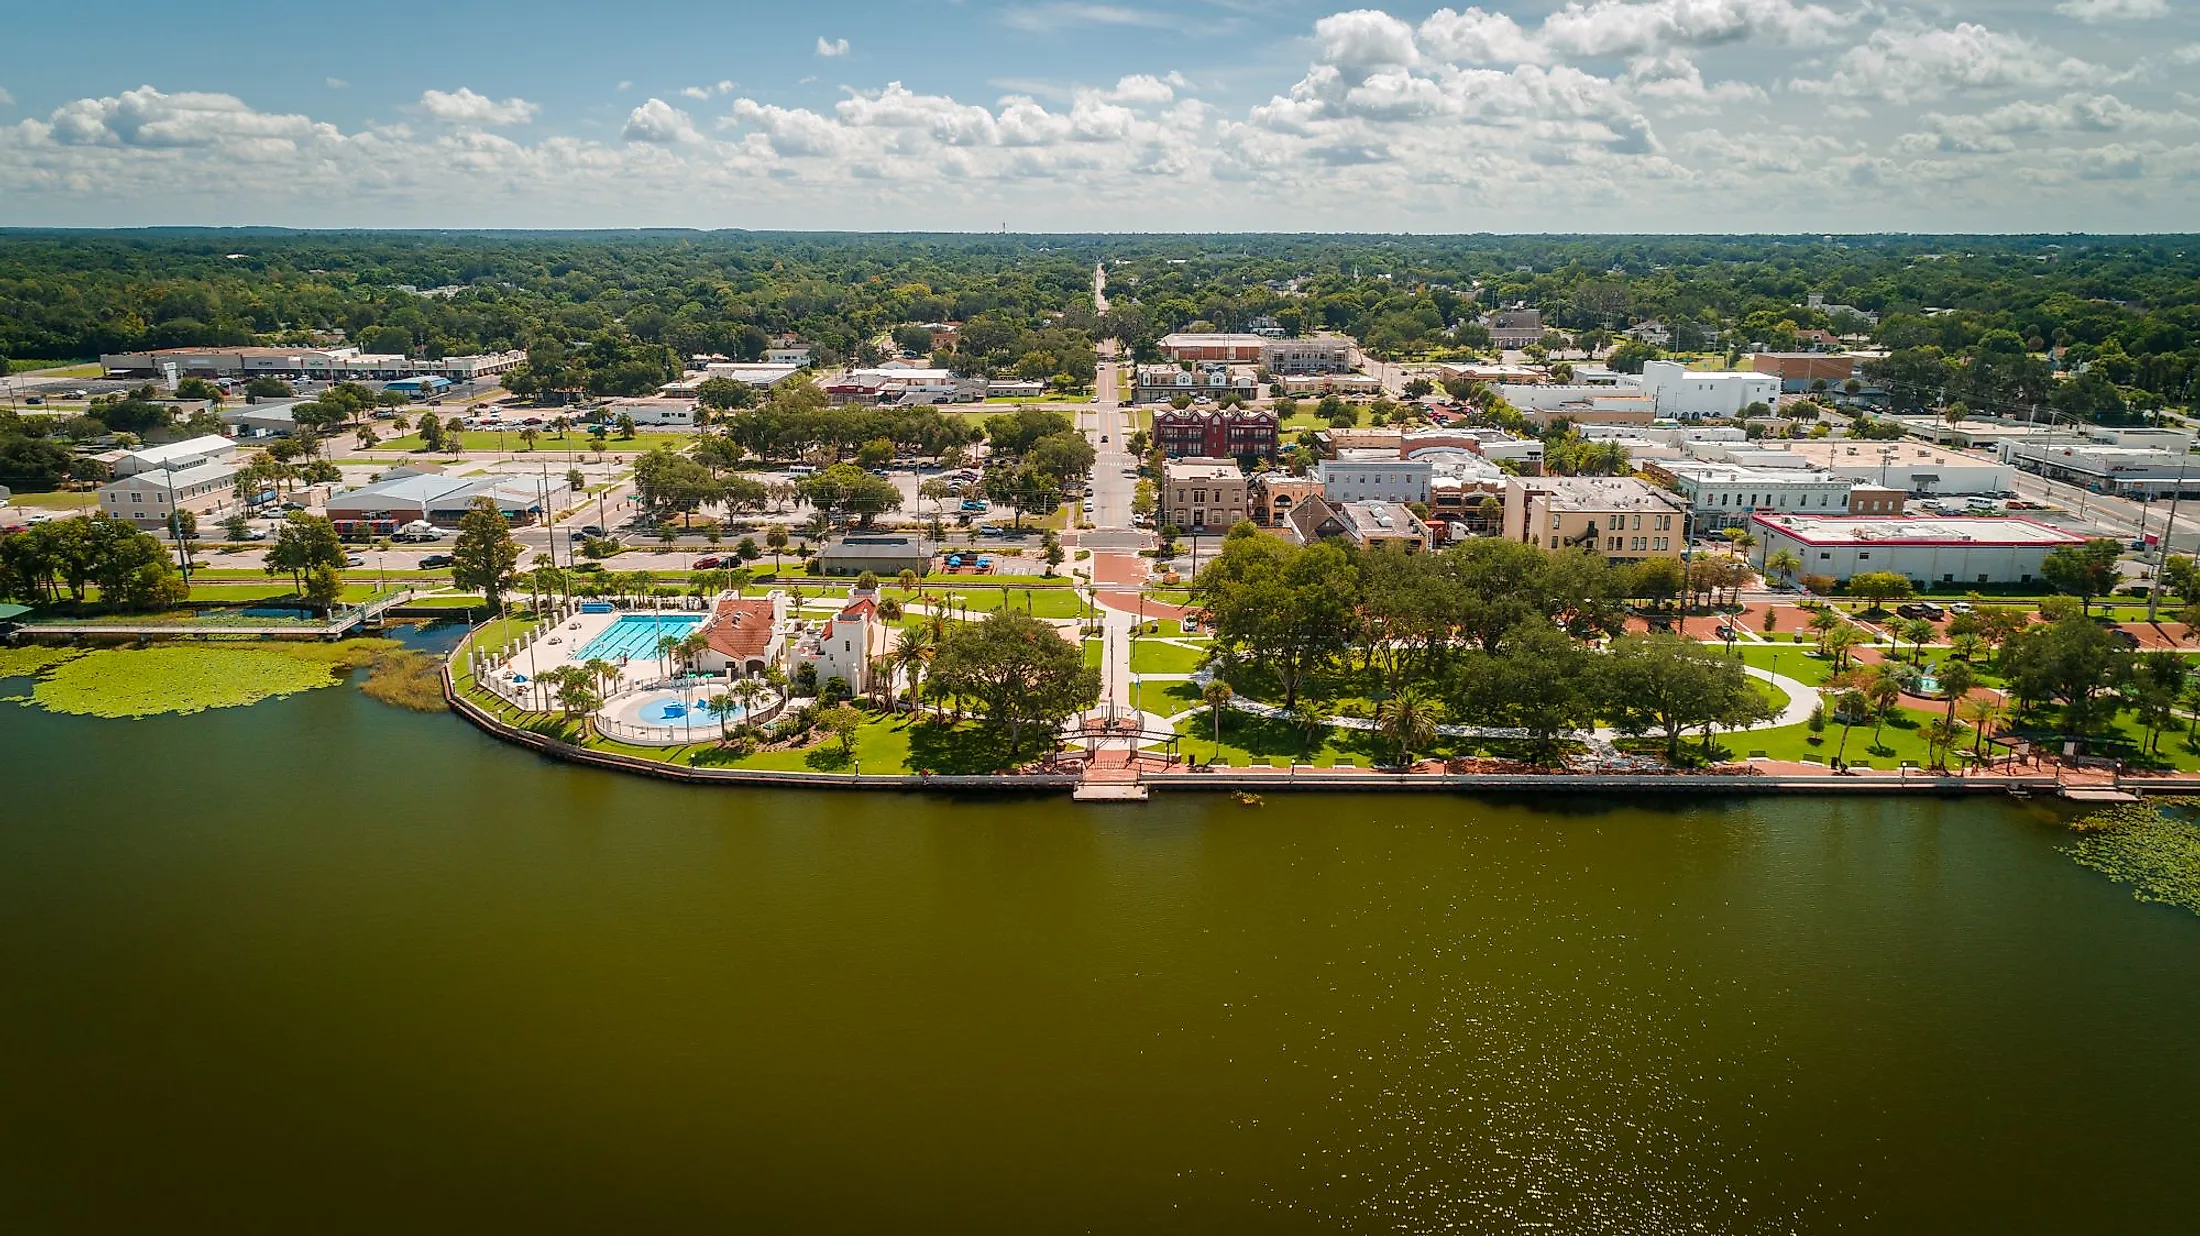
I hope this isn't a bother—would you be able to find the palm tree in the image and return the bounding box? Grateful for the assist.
[893,626,935,714]
[580,657,619,699]
[1860,666,1902,745]
[1825,677,1871,764]
[1808,608,1842,654]
[1290,694,1332,755]
[1960,695,2004,757]
[1766,549,1802,587]
[1376,686,1439,769]
[1934,658,1977,728]
[704,692,743,745]
[1202,680,1235,762]
[731,676,769,725]
[654,632,684,681]
[1901,617,1937,663]
[1923,717,1966,771]
[1824,624,1864,669]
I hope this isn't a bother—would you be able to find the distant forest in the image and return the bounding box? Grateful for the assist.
[3,229,2196,420]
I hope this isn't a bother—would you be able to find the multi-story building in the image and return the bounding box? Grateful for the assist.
[1484,308,1545,348]
[1751,514,2082,587]
[1642,461,1859,531]
[1135,363,1258,405]
[1163,458,1249,532]
[1638,360,1782,420]
[1249,472,1321,527]
[1157,333,1269,364]
[1314,450,1432,506]
[98,459,237,529]
[1502,476,1687,563]
[103,433,236,478]
[793,592,888,697]
[1152,408,1279,460]
[1259,337,1353,375]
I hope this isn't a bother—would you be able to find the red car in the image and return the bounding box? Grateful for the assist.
[692,555,722,569]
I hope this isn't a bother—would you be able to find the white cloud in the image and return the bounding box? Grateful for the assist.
[0,87,13,106]
[621,98,701,143]
[1909,93,2196,152]
[324,78,348,90]
[1791,23,2092,100]
[1420,0,1848,65]
[2056,0,2168,22]
[816,36,850,57]
[418,87,539,127]
[0,7,2193,233]
[616,80,633,92]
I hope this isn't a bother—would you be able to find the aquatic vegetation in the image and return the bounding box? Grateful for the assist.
[22,641,398,719]
[359,648,449,712]
[0,647,83,679]
[2062,798,2200,916]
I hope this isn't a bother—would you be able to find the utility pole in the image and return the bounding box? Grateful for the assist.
[2148,452,2190,625]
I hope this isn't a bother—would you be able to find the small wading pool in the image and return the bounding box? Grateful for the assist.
[603,686,740,743]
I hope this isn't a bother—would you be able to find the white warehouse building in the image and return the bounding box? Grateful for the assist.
[1749,514,2085,587]
[1638,361,1781,420]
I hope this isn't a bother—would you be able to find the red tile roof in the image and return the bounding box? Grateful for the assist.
[704,597,777,662]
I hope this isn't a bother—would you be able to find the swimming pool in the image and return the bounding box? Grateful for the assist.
[575,614,703,663]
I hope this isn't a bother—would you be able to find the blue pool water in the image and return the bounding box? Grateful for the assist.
[576,614,703,663]
[638,695,744,726]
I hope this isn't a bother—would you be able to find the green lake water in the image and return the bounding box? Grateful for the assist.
[4,644,2199,1233]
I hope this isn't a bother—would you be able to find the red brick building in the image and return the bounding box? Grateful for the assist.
[1153,408,1279,460]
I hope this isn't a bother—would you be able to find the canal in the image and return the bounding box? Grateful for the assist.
[3,664,2198,1233]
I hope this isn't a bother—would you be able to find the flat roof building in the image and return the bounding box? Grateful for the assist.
[1750,514,2085,586]
[1646,461,1858,530]
[1502,476,1686,563]
[815,535,937,577]
[1157,333,1269,364]
[1163,458,1249,533]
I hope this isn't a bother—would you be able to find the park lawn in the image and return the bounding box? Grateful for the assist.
[371,429,602,453]
[8,490,97,509]
[403,594,491,609]
[1734,644,1843,686]
[1144,587,1194,607]
[1135,679,1205,716]
[1130,639,1208,675]
[1710,705,1943,768]
[1169,705,1485,769]
[1083,639,1103,670]
[935,587,1088,619]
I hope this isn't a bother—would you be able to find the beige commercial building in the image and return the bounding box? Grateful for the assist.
[1502,476,1687,563]
[1163,458,1248,533]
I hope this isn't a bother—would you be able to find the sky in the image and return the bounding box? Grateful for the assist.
[2,0,2197,233]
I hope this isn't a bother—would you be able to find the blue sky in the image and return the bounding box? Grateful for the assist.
[3,1,2197,231]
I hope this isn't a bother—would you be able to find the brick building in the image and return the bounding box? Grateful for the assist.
[1152,408,1279,460]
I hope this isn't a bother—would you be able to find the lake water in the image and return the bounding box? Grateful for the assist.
[4,647,2199,1233]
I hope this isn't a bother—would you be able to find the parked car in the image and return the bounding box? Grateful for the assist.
[1946,602,1975,616]
[343,554,365,567]
[580,524,606,537]
[1895,602,1946,621]
[2109,627,2142,649]
[419,554,453,569]
[960,499,991,512]
[692,555,722,569]
[572,562,604,573]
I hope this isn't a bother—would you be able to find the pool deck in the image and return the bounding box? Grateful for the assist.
[498,609,702,696]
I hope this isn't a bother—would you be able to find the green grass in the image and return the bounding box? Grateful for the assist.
[370,430,599,453]
[1135,679,1205,716]
[7,490,97,510]
[8,360,98,376]
[1083,639,1103,670]
[938,587,1089,619]
[1166,705,1508,769]
[1129,638,1208,675]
